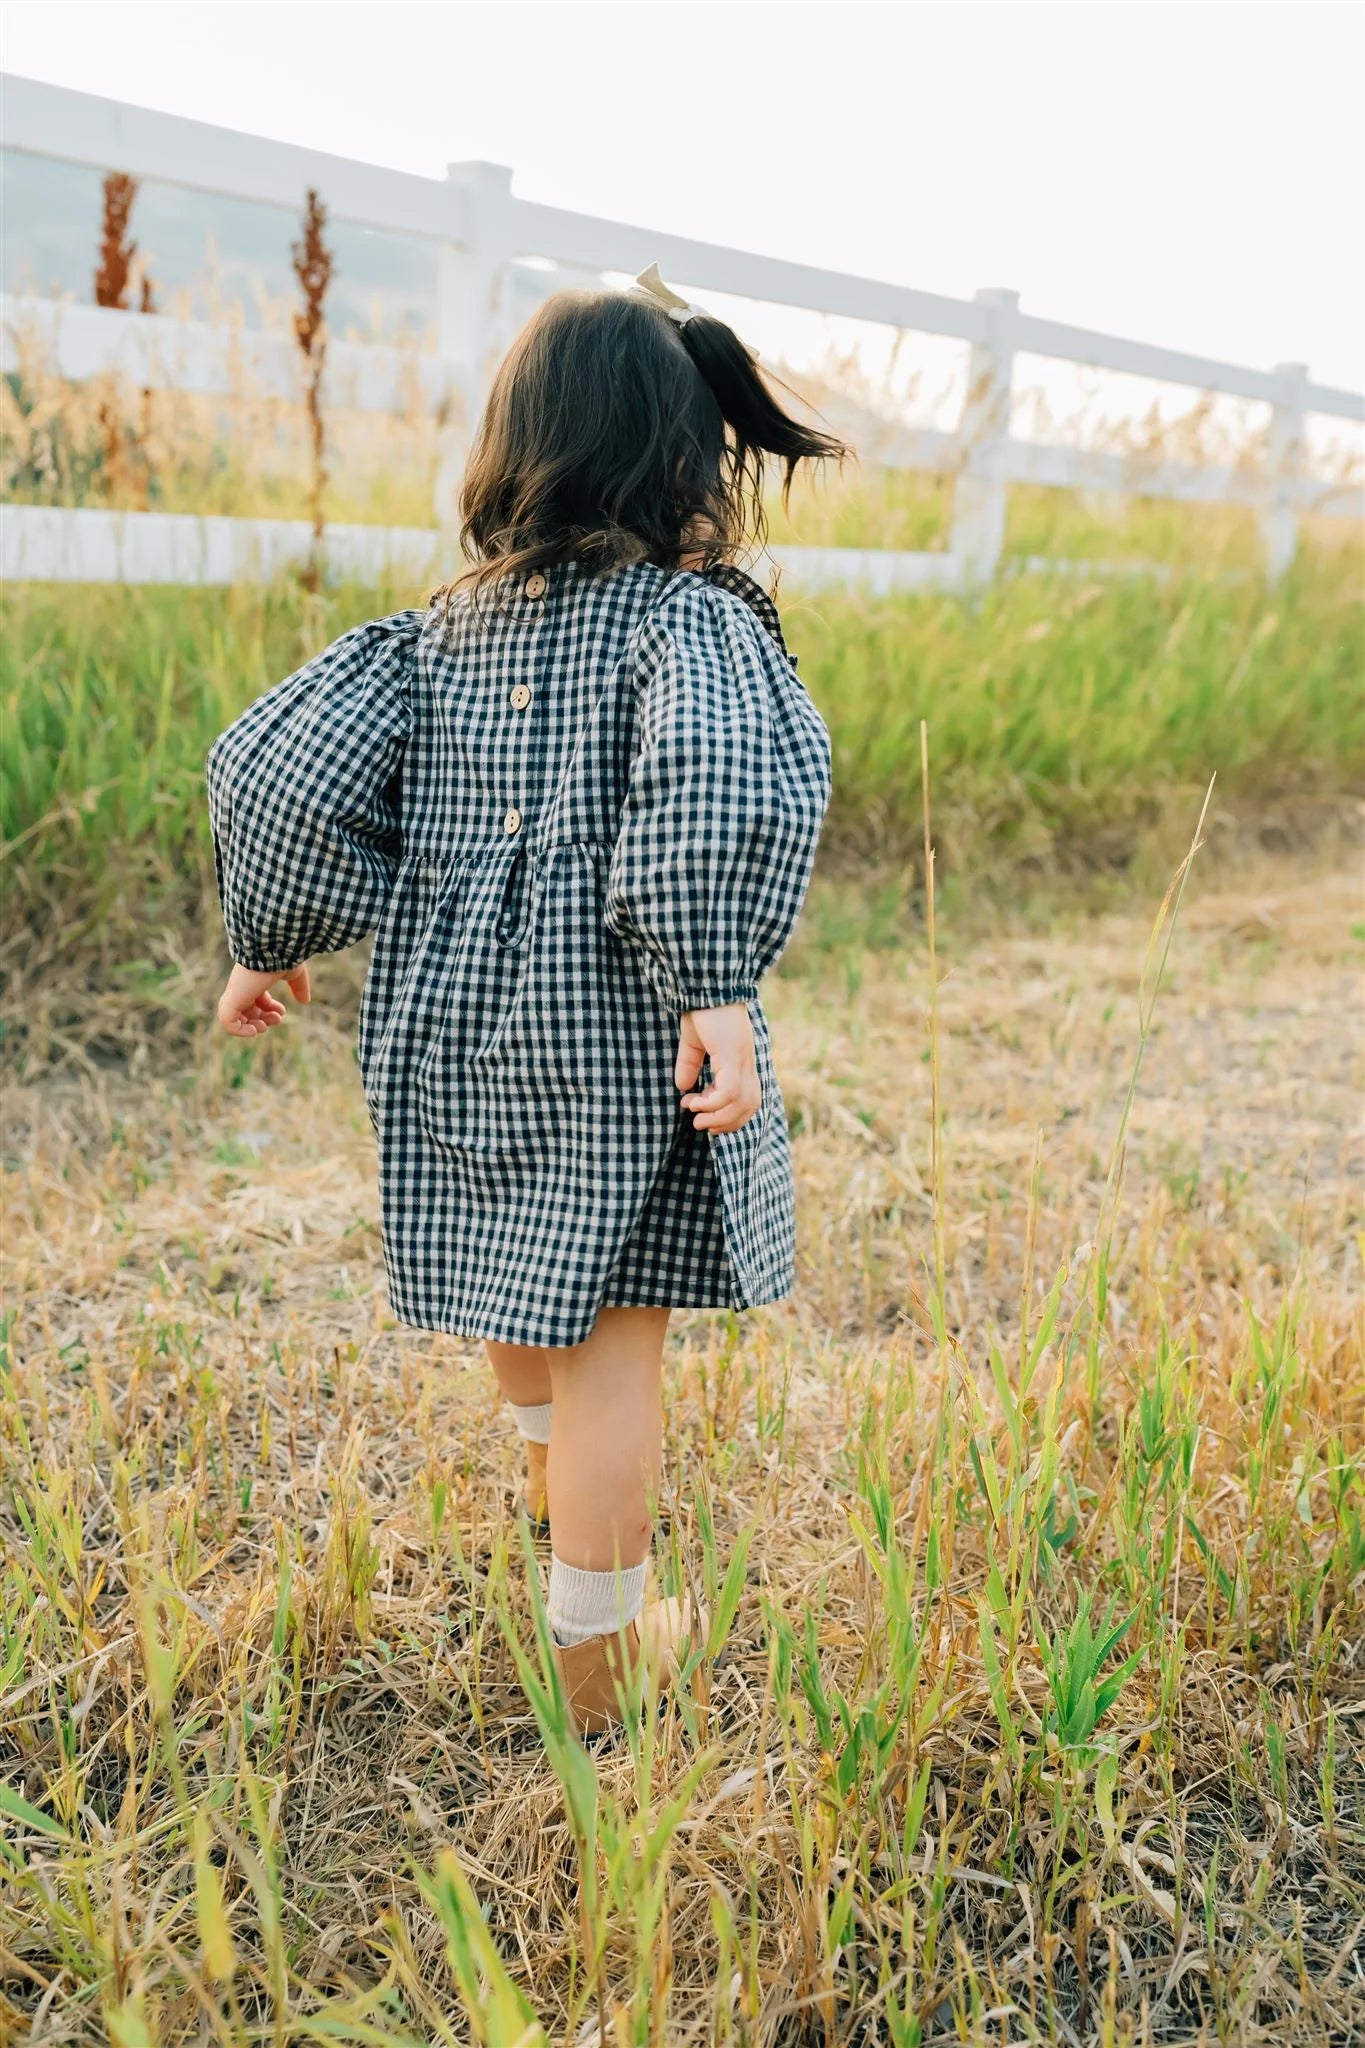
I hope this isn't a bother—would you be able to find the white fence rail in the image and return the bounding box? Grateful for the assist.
[2,72,1362,590]
[2,505,979,597]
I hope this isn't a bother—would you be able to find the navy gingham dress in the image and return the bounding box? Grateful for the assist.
[206,558,831,1346]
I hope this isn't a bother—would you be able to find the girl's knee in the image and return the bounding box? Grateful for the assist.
[487,1337,547,1371]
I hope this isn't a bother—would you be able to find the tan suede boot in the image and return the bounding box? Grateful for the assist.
[521,1439,550,1537]
[553,1592,705,1738]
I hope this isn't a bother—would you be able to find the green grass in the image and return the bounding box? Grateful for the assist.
[797,551,1363,872]
[3,551,1360,960]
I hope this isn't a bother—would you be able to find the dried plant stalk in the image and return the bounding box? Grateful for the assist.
[95,394,127,502]
[291,187,334,593]
[95,172,139,310]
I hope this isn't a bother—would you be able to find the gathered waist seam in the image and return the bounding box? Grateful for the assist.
[406,836,614,875]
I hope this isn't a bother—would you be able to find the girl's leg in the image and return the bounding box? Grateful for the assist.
[486,1341,553,1523]
[539,1306,699,1734]
[545,1306,669,1573]
[486,1340,552,1408]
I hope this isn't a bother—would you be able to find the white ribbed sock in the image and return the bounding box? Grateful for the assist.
[548,1555,647,1648]
[508,1400,553,1445]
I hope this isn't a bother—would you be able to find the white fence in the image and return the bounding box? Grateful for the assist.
[2,71,1362,590]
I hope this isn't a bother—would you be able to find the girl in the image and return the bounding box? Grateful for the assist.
[207,265,844,1737]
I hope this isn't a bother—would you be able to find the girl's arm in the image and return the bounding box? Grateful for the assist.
[604,585,831,1119]
[206,612,423,1028]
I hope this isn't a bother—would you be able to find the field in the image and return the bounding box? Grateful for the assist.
[3,552,1362,994]
[2,552,1363,2045]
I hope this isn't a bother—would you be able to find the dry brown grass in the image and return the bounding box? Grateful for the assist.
[2,859,1362,2045]
[0,306,441,528]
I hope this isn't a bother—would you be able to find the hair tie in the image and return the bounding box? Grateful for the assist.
[627,262,705,328]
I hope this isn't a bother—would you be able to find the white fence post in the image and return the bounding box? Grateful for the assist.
[1261,360,1307,582]
[950,286,1019,580]
[433,160,515,531]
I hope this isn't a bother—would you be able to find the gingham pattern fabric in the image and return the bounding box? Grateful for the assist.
[207,558,831,1346]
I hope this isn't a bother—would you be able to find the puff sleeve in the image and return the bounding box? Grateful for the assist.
[206,610,424,972]
[604,585,831,1012]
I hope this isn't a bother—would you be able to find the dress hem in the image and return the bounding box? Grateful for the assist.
[384,1282,793,1349]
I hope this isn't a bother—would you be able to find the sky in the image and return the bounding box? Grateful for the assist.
[3,0,1363,400]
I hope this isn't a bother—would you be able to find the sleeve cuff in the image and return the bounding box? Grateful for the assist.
[676,985,758,1013]
[626,940,758,1014]
[231,946,308,975]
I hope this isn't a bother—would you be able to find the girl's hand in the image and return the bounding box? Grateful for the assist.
[676,1003,761,1132]
[217,962,311,1038]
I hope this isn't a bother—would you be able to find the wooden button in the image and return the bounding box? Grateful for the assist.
[509,683,533,710]
[503,807,523,835]
[523,572,547,599]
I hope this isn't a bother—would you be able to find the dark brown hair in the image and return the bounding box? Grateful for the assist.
[444,287,848,607]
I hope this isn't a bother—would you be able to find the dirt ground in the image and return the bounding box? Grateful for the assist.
[8,864,1360,1365]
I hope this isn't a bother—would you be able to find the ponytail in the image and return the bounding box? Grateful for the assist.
[676,313,848,554]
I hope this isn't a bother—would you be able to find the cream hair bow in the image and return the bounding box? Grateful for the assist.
[628,262,704,327]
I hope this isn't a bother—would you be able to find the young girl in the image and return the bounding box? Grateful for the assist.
[207,265,844,1737]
